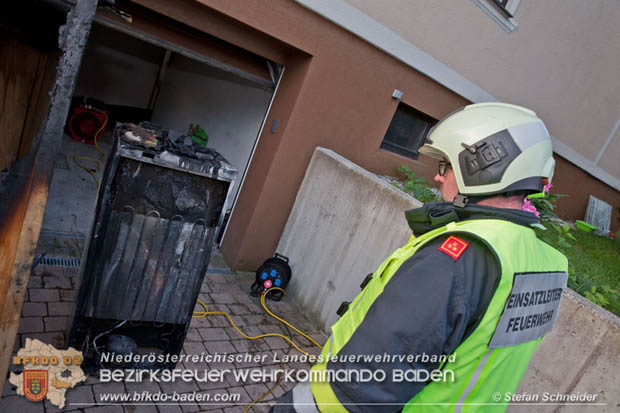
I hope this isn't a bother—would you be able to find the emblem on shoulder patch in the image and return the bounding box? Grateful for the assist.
[439,236,469,260]
[24,370,48,402]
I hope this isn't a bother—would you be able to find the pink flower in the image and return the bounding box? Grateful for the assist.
[522,198,540,217]
[544,183,553,194]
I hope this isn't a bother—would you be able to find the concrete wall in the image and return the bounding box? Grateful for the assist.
[280,147,620,411]
[278,147,422,328]
[343,0,620,185]
[512,289,620,412]
[151,54,273,201]
[74,24,163,107]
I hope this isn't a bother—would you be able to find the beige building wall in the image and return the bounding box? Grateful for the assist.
[305,0,620,187]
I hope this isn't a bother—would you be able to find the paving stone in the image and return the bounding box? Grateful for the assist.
[28,276,44,288]
[231,339,269,354]
[206,315,232,329]
[43,274,73,289]
[45,384,94,412]
[18,317,44,334]
[244,301,264,314]
[93,381,125,403]
[224,362,267,387]
[181,354,209,371]
[300,345,322,357]
[270,382,287,399]
[37,266,65,276]
[308,332,329,343]
[286,360,313,373]
[225,386,252,405]
[204,273,231,284]
[194,372,230,392]
[21,331,65,348]
[48,301,75,316]
[123,376,161,395]
[84,406,124,413]
[233,351,273,370]
[189,315,211,328]
[285,316,316,333]
[22,302,47,317]
[60,289,78,302]
[159,378,199,395]
[29,288,60,302]
[180,398,201,412]
[44,316,70,332]
[194,303,207,314]
[202,341,234,355]
[226,325,261,340]
[198,328,228,342]
[123,405,158,413]
[227,304,250,315]
[209,293,237,304]
[185,328,202,342]
[66,384,95,407]
[241,315,267,326]
[183,341,207,356]
[262,336,290,351]
[201,303,230,313]
[156,404,183,413]
[247,404,271,413]
[227,315,245,328]
[241,383,271,403]
[202,279,229,294]
[279,379,296,394]
[258,324,287,336]
[200,390,235,411]
[84,373,101,386]
[0,395,44,413]
[2,377,18,397]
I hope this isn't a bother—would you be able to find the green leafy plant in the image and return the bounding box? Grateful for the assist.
[528,191,568,223]
[394,165,440,203]
[551,222,577,249]
[535,225,620,315]
[584,286,611,308]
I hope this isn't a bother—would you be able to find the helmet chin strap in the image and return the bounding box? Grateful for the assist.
[453,194,468,208]
[453,193,490,208]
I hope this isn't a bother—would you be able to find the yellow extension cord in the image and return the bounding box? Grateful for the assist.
[72,106,107,188]
[192,287,323,412]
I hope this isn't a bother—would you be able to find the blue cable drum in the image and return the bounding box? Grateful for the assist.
[250,253,292,301]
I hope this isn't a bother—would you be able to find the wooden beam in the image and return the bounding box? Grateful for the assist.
[0,0,98,394]
[0,40,41,171]
[148,49,172,111]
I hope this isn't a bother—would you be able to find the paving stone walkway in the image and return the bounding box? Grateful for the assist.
[2,250,327,413]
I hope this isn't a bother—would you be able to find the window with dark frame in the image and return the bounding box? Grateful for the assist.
[380,102,437,159]
[491,0,521,17]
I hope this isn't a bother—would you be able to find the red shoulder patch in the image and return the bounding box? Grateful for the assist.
[438,236,469,260]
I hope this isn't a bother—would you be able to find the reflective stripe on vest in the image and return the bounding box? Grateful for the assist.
[309,219,568,413]
[293,381,321,413]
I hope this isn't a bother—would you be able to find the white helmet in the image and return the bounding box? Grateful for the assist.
[419,102,555,202]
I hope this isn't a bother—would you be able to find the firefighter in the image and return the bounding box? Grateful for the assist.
[273,103,568,412]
